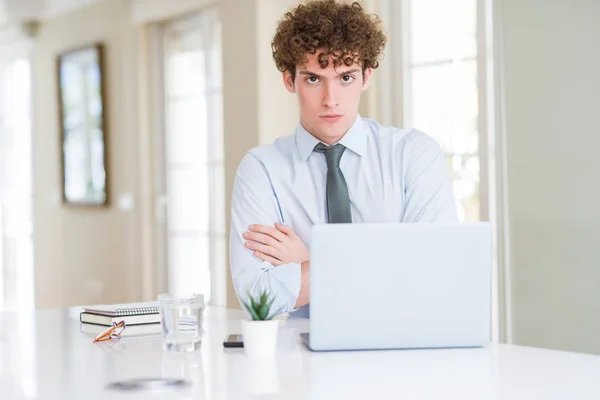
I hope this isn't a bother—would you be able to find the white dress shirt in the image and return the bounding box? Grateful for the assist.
[230,116,458,317]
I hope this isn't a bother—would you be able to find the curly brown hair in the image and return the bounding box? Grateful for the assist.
[271,0,387,79]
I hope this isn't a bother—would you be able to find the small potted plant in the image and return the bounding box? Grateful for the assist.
[241,290,281,358]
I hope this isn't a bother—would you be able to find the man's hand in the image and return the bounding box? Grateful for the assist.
[243,223,309,266]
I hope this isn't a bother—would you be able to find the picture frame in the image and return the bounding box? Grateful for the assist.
[57,43,108,206]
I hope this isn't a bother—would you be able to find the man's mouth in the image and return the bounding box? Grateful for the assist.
[320,114,343,122]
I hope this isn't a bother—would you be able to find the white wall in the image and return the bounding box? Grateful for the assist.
[33,0,142,307]
[256,0,299,145]
[500,0,600,354]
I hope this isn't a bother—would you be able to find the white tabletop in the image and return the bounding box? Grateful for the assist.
[1,306,600,399]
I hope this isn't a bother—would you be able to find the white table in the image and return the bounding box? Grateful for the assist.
[1,306,600,399]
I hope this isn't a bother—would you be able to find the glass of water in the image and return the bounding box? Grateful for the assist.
[158,293,205,352]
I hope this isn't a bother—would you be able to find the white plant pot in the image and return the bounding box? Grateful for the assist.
[241,319,279,358]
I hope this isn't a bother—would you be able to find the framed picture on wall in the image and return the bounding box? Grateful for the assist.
[57,43,108,206]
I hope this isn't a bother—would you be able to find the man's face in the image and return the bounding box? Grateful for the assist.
[283,51,372,144]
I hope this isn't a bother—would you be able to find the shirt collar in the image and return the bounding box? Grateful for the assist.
[295,115,368,161]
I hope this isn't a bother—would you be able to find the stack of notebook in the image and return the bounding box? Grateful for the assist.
[80,302,162,341]
[80,301,161,326]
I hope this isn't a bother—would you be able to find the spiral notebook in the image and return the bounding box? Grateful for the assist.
[83,301,160,317]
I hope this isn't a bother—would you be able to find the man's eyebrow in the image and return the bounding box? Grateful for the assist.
[298,68,361,78]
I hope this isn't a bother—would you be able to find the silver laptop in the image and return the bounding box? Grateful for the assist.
[301,223,492,351]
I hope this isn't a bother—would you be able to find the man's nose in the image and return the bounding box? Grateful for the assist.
[322,82,340,108]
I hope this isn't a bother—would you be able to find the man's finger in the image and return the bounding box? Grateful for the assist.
[274,223,298,238]
[245,241,281,259]
[244,231,282,247]
[249,224,287,242]
[253,251,283,266]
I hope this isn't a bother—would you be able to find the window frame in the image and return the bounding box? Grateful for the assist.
[373,0,509,342]
[151,7,226,307]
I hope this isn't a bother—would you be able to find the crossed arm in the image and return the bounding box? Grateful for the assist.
[244,223,311,309]
[229,154,311,315]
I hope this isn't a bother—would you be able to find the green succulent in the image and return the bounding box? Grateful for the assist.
[242,290,278,321]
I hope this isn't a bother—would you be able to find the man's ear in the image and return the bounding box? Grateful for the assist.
[283,71,296,93]
[361,67,373,92]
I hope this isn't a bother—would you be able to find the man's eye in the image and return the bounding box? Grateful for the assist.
[341,75,355,83]
[306,76,319,83]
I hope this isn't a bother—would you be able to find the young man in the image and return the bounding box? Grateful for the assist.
[230,0,457,317]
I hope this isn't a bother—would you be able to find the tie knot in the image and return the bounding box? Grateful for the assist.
[313,143,346,168]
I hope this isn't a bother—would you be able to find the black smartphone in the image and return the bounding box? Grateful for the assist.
[223,334,244,348]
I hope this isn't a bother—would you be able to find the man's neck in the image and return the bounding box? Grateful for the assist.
[300,124,347,146]
[316,136,344,146]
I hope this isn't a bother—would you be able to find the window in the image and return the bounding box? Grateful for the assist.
[0,54,34,310]
[404,0,481,222]
[159,9,225,305]
[377,0,501,341]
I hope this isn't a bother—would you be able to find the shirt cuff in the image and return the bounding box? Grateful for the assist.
[266,262,301,312]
